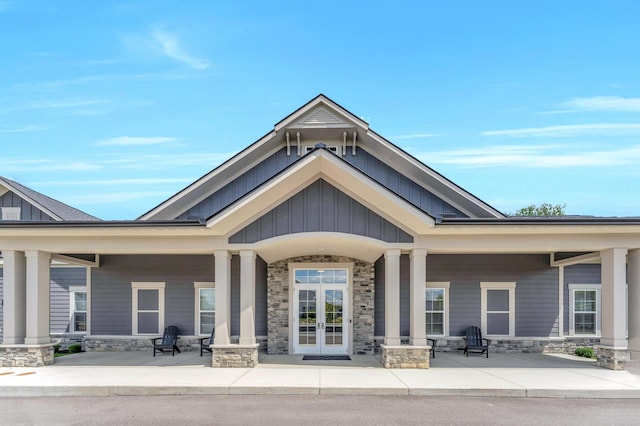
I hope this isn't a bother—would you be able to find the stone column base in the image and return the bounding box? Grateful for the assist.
[381,344,430,369]
[596,346,629,370]
[212,344,259,368]
[0,343,56,367]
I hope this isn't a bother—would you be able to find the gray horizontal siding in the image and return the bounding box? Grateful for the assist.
[0,268,3,341]
[91,255,216,336]
[0,191,55,221]
[563,264,601,335]
[90,254,268,337]
[50,267,86,334]
[230,179,413,244]
[375,254,560,338]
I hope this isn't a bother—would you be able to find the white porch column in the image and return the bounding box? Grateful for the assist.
[628,249,640,360]
[213,250,231,346]
[384,249,401,346]
[600,248,628,348]
[409,249,427,346]
[239,250,256,345]
[24,250,51,345]
[2,251,27,344]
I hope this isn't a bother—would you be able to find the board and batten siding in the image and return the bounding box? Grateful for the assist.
[177,147,466,222]
[229,179,413,244]
[375,254,560,338]
[50,267,87,334]
[0,191,55,221]
[563,264,601,335]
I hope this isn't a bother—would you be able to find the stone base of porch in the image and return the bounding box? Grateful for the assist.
[212,344,260,368]
[0,343,56,367]
[596,346,629,370]
[380,344,430,369]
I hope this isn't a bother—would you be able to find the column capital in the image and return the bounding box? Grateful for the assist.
[410,248,428,258]
[385,249,401,258]
[239,249,257,260]
[628,248,640,260]
[213,249,231,259]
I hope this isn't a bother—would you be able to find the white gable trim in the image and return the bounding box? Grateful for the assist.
[206,149,434,237]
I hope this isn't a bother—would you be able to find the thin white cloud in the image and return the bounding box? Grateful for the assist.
[389,133,438,140]
[0,124,46,133]
[482,123,640,138]
[562,96,640,112]
[0,158,100,172]
[13,72,204,90]
[151,30,210,70]
[0,99,106,114]
[35,178,194,186]
[65,191,174,204]
[96,136,177,146]
[418,144,640,168]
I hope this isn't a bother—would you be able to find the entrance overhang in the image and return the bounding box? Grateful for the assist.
[231,232,405,263]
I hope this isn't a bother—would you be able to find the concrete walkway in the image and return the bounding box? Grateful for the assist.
[1,352,640,398]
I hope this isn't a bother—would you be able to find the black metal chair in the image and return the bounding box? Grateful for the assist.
[463,326,489,358]
[198,327,215,356]
[427,338,437,358]
[151,325,181,356]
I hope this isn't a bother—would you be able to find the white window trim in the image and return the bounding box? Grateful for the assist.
[568,283,601,337]
[194,282,215,336]
[131,282,165,336]
[1,207,20,220]
[69,286,87,334]
[480,282,516,337]
[426,282,450,337]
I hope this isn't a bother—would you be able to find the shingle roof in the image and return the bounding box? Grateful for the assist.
[0,177,100,221]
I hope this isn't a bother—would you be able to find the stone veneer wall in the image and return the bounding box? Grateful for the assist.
[83,336,269,353]
[0,344,56,367]
[388,336,602,355]
[267,255,375,355]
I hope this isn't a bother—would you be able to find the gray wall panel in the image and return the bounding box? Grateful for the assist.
[0,191,55,221]
[91,255,215,335]
[50,267,86,334]
[0,269,3,341]
[256,257,268,336]
[376,254,560,338]
[563,264,601,334]
[229,180,413,244]
[374,257,385,336]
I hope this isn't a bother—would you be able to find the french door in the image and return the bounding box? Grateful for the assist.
[293,269,349,355]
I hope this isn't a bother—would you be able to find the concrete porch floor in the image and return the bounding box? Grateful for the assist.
[1,351,639,398]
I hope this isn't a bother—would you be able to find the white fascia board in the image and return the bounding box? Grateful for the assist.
[139,131,279,220]
[206,150,434,237]
[0,183,63,221]
[365,130,504,219]
[416,233,640,253]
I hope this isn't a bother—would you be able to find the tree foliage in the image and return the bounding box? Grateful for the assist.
[512,203,566,217]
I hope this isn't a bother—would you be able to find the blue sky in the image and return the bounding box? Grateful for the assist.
[1,1,639,220]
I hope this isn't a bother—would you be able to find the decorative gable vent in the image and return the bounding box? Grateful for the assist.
[291,107,349,128]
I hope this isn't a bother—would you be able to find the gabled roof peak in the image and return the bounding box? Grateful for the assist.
[274,94,369,132]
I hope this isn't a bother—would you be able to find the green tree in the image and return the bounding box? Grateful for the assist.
[512,203,566,217]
